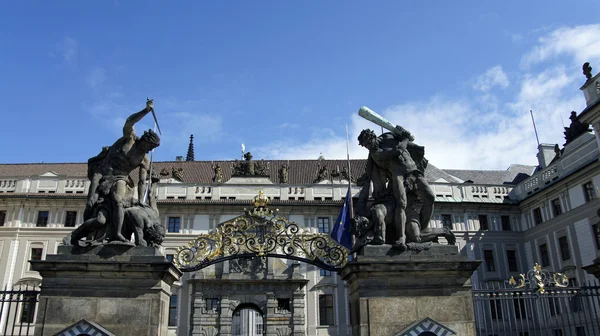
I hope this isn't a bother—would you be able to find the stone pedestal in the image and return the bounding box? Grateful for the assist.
[340,244,481,336]
[30,245,182,336]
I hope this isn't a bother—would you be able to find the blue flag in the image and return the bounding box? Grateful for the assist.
[331,187,353,250]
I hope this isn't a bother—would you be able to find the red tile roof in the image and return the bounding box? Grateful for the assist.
[0,160,367,185]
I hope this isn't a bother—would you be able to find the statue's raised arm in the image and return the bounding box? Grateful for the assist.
[123,98,154,138]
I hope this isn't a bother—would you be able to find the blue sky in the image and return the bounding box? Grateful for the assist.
[1,1,600,169]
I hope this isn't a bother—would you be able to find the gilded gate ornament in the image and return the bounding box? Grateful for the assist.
[174,191,349,272]
[508,263,569,294]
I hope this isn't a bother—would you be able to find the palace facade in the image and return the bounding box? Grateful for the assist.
[2,69,600,336]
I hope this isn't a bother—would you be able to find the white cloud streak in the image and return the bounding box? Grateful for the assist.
[257,24,600,170]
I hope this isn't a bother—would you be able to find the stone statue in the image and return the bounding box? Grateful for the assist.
[313,162,329,183]
[583,62,593,82]
[357,127,435,250]
[212,163,223,183]
[232,152,269,177]
[68,99,162,246]
[171,166,184,182]
[278,163,289,184]
[351,186,455,253]
[65,174,165,247]
[564,111,591,144]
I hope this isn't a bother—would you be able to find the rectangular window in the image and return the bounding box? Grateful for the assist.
[484,250,495,272]
[320,269,331,277]
[64,211,77,227]
[533,208,543,225]
[168,217,181,233]
[205,298,220,312]
[501,215,511,231]
[479,215,488,230]
[276,298,291,313]
[441,214,452,228]
[576,326,586,336]
[36,211,49,227]
[0,210,5,226]
[168,295,178,326]
[553,329,564,336]
[551,198,562,217]
[558,236,571,261]
[20,293,37,323]
[540,244,550,267]
[166,254,174,263]
[318,217,330,233]
[318,294,334,326]
[30,248,43,261]
[506,250,518,272]
[255,311,263,334]
[583,181,596,203]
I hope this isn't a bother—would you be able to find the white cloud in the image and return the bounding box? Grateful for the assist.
[521,24,600,68]
[473,65,510,92]
[49,36,78,63]
[87,68,106,89]
[61,36,78,62]
[255,24,598,170]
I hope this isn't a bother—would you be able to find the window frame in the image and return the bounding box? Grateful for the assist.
[317,217,330,234]
[501,215,511,231]
[583,181,596,203]
[483,249,495,272]
[551,198,562,217]
[36,211,49,227]
[168,294,178,327]
[318,294,335,326]
[168,216,181,233]
[558,236,571,261]
[64,211,78,227]
[478,215,489,230]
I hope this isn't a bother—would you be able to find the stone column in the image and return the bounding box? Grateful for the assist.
[340,245,480,336]
[31,245,181,336]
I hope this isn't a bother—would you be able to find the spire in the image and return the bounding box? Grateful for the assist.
[186,134,195,161]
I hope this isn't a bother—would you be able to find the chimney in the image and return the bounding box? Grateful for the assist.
[537,143,555,169]
[580,62,600,107]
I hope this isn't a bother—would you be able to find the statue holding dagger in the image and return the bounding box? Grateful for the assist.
[67,98,163,246]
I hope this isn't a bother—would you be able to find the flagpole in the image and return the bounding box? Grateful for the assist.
[345,124,354,219]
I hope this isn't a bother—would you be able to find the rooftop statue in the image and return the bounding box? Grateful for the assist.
[63,99,164,247]
[564,111,591,145]
[232,151,269,177]
[353,107,454,252]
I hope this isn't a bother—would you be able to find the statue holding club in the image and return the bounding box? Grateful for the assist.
[353,106,455,252]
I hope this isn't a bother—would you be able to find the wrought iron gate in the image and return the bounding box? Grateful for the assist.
[0,284,39,336]
[473,265,600,336]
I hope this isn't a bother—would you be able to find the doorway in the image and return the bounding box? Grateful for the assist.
[232,305,264,336]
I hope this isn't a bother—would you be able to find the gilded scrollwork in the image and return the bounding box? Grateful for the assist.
[174,192,348,272]
[508,263,569,294]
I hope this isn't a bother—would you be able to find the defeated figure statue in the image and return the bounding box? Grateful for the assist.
[351,188,455,253]
[63,176,165,247]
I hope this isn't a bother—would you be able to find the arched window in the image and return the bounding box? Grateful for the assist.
[232,305,264,336]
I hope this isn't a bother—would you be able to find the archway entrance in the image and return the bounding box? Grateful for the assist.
[232,305,264,336]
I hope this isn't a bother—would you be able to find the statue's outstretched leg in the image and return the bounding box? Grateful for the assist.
[69,210,107,245]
